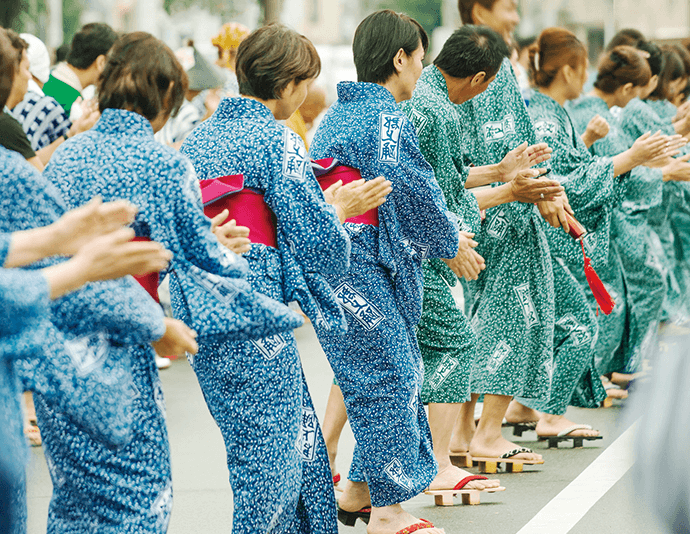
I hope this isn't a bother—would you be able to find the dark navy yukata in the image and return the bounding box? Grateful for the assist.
[310,82,460,507]
[182,97,350,533]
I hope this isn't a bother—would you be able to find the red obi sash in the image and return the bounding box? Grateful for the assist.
[131,236,160,303]
[311,158,379,226]
[200,174,278,249]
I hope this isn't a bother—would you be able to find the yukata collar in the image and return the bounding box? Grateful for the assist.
[420,65,451,102]
[95,108,154,138]
[336,81,397,106]
[582,94,609,114]
[213,96,274,122]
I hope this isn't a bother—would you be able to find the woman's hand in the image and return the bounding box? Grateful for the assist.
[68,98,100,137]
[645,135,687,168]
[581,114,610,148]
[211,210,251,254]
[537,192,573,233]
[497,142,553,182]
[151,318,198,358]
[510,168,563,203]
[442,231,486,281]
[662,154,690,181]
[630,131,669,166]
[51,197,138,256]
[324,177,392,223]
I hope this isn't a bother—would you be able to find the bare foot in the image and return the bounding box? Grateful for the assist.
[610,372,642,390]
[367,506,444,534]
[505,400,540,424]
[536,414,600,438]
[470,434,542,461]
[338,480,371,513]
[427,464,500,491]
[601,377,629,400]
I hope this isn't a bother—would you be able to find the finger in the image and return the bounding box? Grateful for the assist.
[468,239,478,248]
[679,154,690,162]
[460,232,475,238]
[558,208,570,233]
[210,210,229,228]
[323,180,343,195]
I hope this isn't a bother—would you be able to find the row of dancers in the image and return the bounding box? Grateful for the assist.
[4,1,690,533]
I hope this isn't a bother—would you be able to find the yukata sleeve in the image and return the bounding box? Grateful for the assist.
[534,108,617,215]
[160,156,248,279]
[49,276,166,345]
[265,130,350,275]
[0,267,50,340]
[381,120,460,259]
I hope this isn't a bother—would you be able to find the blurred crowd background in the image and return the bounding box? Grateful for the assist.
[3,0,690,104]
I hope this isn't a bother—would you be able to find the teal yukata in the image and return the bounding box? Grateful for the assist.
[311,81,460,507]
[454,60,555,403]
[617,98,690,325]
[568,95,665,376]
[524,91,615,413]
[182,97,349,533]
[401,65,480,405]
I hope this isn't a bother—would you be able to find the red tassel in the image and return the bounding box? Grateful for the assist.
[580,239,615,315]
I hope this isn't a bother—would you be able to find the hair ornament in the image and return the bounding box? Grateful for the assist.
[534,51,540,71]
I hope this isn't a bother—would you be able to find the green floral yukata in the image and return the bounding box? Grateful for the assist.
[401,65,481,404]
[454,60,555,402]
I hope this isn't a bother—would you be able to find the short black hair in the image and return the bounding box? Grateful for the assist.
[606,29,645,52]
[0,30,15,109]
[353,10,429,84]
[67,23,118,70]
[636,40,663,77]
[434,25,509,80]
[236,24,320,101]
[98,32,187,121]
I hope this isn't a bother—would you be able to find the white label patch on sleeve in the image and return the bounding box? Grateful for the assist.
[282,129,308,180]
[482,114,516,143]
[378,112,403,163]
[409,108,429,135]
[333,283,385,331]
[534,119,558,139]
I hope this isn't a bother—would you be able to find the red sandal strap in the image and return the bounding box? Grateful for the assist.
[395,519,434,534]
[333,473,341,485]
[454,475,488,490]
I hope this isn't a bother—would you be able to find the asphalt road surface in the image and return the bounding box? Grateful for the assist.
[25,323,671,534]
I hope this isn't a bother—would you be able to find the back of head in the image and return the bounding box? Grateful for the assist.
[636,40,663,77]
[594,45,651,94]
[434,25,509,79]
[98,32,188,121]
[4,29,27,66]
[606,29,645,52]
[20,33,50,84]
[528,27,586,88]
[67,23,118,70]
[650,46,686,100]
[0,30,15,109]
[353,10,428,84]
[672,43,690,100]
[235,24,320,101]
[457,0,498,25]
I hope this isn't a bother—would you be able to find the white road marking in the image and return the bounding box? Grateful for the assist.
[515,421,638,534]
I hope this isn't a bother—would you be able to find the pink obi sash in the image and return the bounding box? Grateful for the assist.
[311,158,379,227]
[200,174,278,249]
[131,237,160,303]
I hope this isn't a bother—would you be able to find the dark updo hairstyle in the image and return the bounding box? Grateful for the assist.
[0,30,16,109]
[605,28,645,52]
[593,45,651,94]
[353,10,428,84]
[434,25,509,80]
[649,46,686,101]
[458,0,499,25]
[672,43,690,101]
[636,40,663,77]
[528,27,587,88]
[98,32,187,121]
[235,24,320,101]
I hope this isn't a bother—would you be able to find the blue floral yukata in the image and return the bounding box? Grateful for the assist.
[182,97,349,533]
[568,95,666,376]
[0,145,171,534]
[453,60,557,405]
[310,81,460,507]
[617,98,690,325]
[400,65,480,405]
[45,108,301,534]
[524,91,620,413]
[0,233,52,534]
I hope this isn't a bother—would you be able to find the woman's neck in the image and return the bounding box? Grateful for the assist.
[538,83,569,107]
[589,87,617,108]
